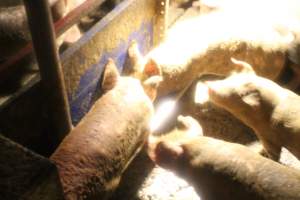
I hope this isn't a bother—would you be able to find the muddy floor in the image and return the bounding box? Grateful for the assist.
[110,148,200,200]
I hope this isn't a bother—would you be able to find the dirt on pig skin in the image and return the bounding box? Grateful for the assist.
[50,59,157,200]
[148,116,300,200]
[206,58,300,161]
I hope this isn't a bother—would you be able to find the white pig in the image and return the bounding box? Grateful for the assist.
[206,58,300,161]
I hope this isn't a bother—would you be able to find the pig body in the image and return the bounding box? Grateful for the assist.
[50,60,156,200]
[207,59,300,160]
[148,116,300,200]
[129,0,300,97]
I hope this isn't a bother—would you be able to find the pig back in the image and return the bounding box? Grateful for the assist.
[51,77,153,199]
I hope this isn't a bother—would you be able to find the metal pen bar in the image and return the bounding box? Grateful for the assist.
[0,0,106,78]
[23,0,72,145]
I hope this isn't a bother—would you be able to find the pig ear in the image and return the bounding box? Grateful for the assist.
[177,115,197,130]
[128,40,142,65]
[123,40,143,76]
[143,58,162,77]
[177,115,203,136]
[101,58,120,92]
[143,76,163,101]
[205,81,217,96]
[231,58,256,74]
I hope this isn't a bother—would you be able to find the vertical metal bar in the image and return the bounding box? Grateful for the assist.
[23,0,72,145]
[158,0,169,41]
[163,0,169,35]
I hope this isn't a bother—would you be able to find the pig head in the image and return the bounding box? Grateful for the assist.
[50,59,160,200]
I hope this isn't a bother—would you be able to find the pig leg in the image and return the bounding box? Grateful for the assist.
[259,139,282,161]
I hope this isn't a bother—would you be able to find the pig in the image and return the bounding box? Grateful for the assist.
[0,0,81,62]
[50,58,161,200]
[79,0,123,32]
[148,115,300,200]
[206,58,300,161]
[127,0,300,97]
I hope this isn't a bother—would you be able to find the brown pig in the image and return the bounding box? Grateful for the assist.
[126,0,300,97]
[148,115,300,200]
[206,58,300,161]
[50,58,161,200]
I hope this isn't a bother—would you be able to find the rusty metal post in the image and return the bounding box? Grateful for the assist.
[23,0,72,145]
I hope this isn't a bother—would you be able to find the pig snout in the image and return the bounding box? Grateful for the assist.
[147,137,184,170]
[147,115,202,170]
